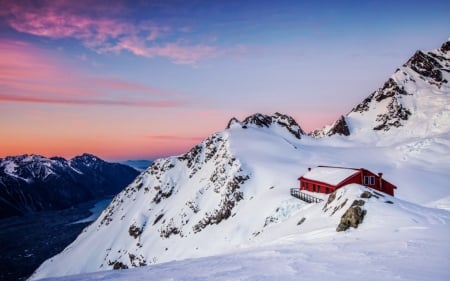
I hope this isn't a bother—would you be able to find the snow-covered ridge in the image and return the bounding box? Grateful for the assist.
[227,112,305,139]
[310,39,450,141]
[29,115,310,279]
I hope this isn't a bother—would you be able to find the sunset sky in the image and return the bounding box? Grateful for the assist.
[1,0,449,161]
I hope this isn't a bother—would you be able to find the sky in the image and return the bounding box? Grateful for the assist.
[0,0,449,161]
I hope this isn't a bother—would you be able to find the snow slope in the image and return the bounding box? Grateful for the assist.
[30,41,450,280]
[33,185,450,281]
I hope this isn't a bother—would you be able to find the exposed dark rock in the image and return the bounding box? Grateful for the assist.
[226,117,240,129]
[373,78,408,102]
[351,199,365,207]
[128,253,146,267]
[336,200,367,232]
[404,51,443,82]
[352,93,375,114]
[153,213,164,225]
[227,113,304,139]
[128,224,143,239]
[441,40,450,52]
[327,116,350,136]
[193,174,248,233]
[297,217,306,225]
[360,191,372,199]
[159,221,181,238]
[152,185,175,204]
[186,201,199,213]
[374,97,411,131]
[109,260,128,270]
[272,112,305,139]
[242,113,274,128]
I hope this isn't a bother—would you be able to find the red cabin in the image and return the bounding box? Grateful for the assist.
[298,166,397,196]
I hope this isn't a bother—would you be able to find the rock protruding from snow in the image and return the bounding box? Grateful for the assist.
[309,115,350,137]
[310,39,450,139]
[227,112,304,139]
[336,199,366,232]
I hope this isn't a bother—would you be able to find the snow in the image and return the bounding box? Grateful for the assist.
[33,185,450,281]
[301,166,358,186]
[4,161,17,174]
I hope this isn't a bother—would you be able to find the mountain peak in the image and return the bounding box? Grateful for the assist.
[441,39,450,52]
[310,39,450,140]
[227,112,304,139]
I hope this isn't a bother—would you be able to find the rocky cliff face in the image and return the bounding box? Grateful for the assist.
[0,154,139,219]
[310,40,450,138]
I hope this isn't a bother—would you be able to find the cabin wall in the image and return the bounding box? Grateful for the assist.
[299,178,335,194]
[299,169,396,196]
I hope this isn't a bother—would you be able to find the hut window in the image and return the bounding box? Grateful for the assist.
[364,176,375,185]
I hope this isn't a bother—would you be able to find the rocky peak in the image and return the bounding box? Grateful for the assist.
[310,39,449,137]
[70,153,104,168]
[227,112,304,139]
[441,39,450,53]
[309,115,350,138]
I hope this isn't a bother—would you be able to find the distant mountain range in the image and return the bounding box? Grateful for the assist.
[0,153,139,219]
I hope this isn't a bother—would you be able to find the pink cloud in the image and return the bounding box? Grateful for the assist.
[1,1,222,64]
[0,40,185,107]
[0,93,184,107]
[146,135,205,142]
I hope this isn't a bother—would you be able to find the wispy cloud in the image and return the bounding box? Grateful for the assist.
[1,1,221,64]
[146,135,205,142]
[0,93,183,107]
[0,40,185,107]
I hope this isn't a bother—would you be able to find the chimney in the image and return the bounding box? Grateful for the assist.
[378,173,383,190]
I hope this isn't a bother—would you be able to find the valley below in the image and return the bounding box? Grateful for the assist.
[0,198,110,281]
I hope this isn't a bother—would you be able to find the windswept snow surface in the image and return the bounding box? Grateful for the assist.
[34,185,450,281]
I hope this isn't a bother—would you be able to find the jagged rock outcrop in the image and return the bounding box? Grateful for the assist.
[309,116,350,137]
[227,112,304,139]
[336,199,366,232]
[0,154,139,219]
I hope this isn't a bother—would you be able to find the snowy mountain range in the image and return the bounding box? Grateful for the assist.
[30,40,450,281]
[0,154,139,219]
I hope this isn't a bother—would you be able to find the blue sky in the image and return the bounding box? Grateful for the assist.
[0,0,449,160]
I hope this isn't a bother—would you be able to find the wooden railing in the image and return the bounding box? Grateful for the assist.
[290,188,324,203]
